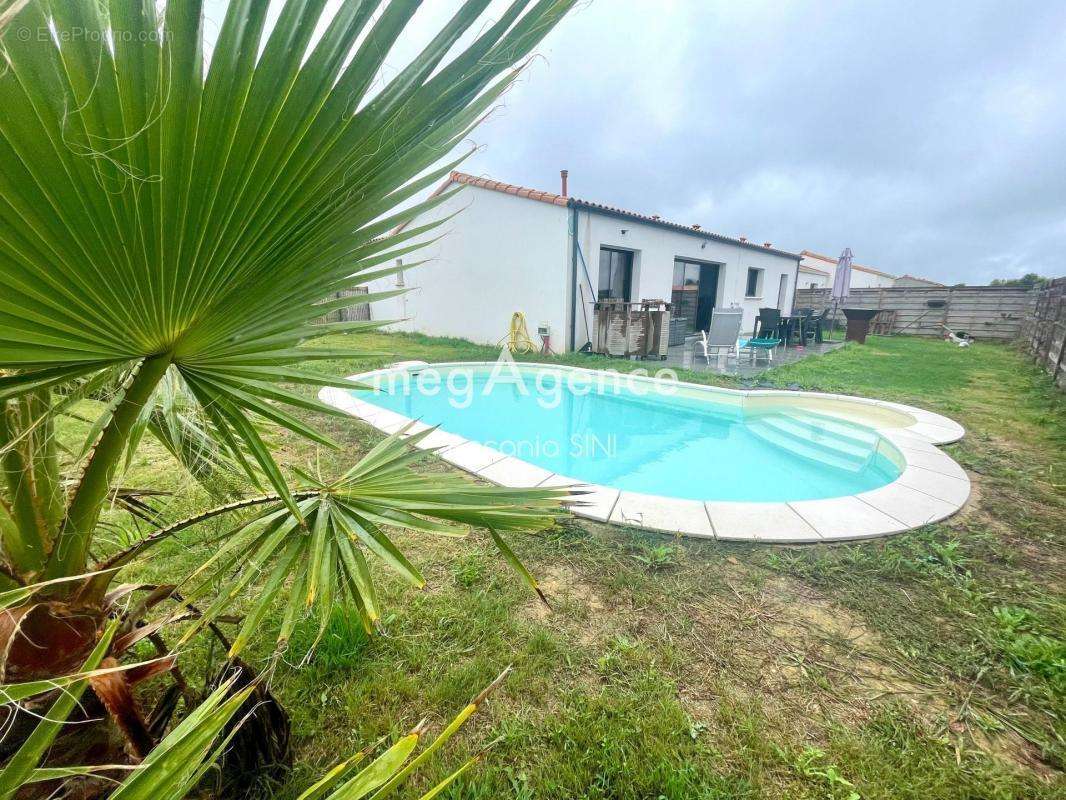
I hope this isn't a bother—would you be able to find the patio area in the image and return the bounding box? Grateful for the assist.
[663,339,846,378]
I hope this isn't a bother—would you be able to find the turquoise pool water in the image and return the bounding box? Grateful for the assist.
[353,368,901,502]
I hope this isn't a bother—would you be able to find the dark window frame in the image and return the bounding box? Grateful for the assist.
[597,247,634,301]
[745,267,764,298]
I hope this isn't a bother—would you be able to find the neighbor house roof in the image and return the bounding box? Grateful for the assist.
[396,171,801,260]
[896,274,945,286]
[800,249,896,279]
[798,262,831,276]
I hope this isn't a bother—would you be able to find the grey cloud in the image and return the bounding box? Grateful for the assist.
[201,0,1066,284]
[468,0,1066,284]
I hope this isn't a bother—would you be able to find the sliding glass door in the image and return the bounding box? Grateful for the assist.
[671,258,719,333]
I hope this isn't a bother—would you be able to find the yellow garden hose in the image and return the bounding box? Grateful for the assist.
[499,311,538,354]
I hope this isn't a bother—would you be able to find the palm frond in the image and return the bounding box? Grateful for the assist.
[3,666,254,800]
[170,426,568,657]
[0,1,29,33]
[0,0,574,578]
[127,367,243,496]
[6,664,508,800]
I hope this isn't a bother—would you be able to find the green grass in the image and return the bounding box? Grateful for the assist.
[109,333,1064,799]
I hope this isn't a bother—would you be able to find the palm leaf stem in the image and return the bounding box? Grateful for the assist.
[95,490,318,573]
[46,354,171,582]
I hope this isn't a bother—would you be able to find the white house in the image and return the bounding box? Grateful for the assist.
[798,257,832,290]
[369,171,802,351]
[799,250,897,289]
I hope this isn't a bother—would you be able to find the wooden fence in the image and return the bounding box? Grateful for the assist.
[1020,278,1066,389]
[793,285,1036,341]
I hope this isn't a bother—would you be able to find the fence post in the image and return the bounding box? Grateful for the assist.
[1054,286,1066,384]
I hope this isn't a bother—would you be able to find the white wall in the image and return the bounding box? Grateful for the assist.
[798,267,831,290]
[368,185,570,349]
[851,268,896,288]
[576,210,799,339]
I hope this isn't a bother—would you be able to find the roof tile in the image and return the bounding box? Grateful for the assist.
[450,171,568,206]
[394,171,800,259]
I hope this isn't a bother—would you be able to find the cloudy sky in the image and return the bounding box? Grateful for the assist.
[206,1,1066,285]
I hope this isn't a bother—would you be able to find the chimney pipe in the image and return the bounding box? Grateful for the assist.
[560,169,568,197]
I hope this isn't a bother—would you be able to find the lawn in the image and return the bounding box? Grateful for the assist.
[110,333,1064,799]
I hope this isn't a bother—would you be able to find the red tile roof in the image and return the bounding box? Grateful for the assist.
[564,196,799,258]
[441,172,799,259]
[449,171,568,206]
[393,171,802,259]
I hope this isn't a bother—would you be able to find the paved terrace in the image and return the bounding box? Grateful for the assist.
[662,339,845,379]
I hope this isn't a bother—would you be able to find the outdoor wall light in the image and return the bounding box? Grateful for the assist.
[620,228,628,235]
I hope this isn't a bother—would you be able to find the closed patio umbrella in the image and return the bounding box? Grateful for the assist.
[828,247,853,339]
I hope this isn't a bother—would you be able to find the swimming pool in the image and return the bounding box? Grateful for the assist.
[322,362,970,542]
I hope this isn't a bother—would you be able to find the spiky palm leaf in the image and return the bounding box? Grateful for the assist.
[0,2,575,791]
[5,654,510,800]
[127,367,243,495]
[61,365,239,497]
[0,1,28,33]
[2,656,256,800]
[0,0,574,588]
[92,424,565,657]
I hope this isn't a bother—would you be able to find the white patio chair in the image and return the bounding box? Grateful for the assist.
[698,309,744,365]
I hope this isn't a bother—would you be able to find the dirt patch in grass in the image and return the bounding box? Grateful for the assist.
[535,564,608,614]
[521,561,618,654]
[642,557,1055,777]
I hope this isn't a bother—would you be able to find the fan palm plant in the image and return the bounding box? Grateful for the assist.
[0,0,574,785]
[1,594,513,800]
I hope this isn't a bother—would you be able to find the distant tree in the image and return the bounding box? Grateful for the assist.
[990,273,1050,288]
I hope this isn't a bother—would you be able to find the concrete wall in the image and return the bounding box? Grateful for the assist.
[575,209,799,342]
[368,185,570,349]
